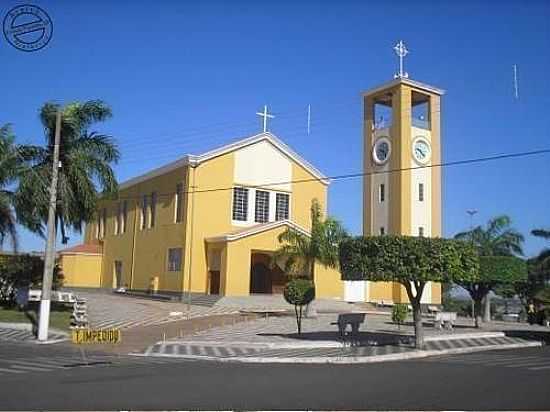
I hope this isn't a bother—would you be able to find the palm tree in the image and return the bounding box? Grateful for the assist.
[274,199,347,314]
[531,228,550,277]
[0,124,20,250]
[15,101,120,243]
[455,215,524,257]
[455,215,524,323]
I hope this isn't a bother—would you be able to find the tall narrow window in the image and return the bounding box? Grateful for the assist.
[149,192,157,228]
[380,227,385,235]
[232,187,248,221]
[175,183,183,223]
[100,208,106,238]
[167,248,182,271]
[121,200,127,234]
[419,183,424,202]
[275,193,290,221]
[379,184,385,203]
[255,190,270,223]
[95,215,100,239]
[114,203,120,235]
[141,195,147,230]
[419,227,424,237]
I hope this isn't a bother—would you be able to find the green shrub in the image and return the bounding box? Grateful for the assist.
[284,278,315,334]
[0,254,63,306]
[391,304,408,329]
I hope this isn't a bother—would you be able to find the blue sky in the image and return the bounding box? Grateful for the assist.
[1,0,549,257]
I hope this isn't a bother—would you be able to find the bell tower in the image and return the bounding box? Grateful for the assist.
[362,42,444,238]
[360,41,444,304]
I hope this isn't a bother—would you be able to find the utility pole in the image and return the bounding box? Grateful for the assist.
[38,110,62,341]
[186,166,197,318]
[466,209,478,326]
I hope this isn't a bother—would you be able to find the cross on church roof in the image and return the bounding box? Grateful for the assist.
[393,40,409,79]
[256,105,275,133]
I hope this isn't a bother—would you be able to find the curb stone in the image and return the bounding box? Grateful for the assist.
[133,341,542,364]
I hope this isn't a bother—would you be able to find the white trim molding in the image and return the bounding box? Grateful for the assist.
[205,220,310,243]
[119,132,329,191]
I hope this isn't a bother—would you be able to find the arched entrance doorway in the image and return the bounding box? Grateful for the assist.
[249,252,286,294]
[250,262,272,294]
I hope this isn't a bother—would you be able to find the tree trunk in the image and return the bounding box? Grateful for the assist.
[412,303,425,349]
[474,298,483,328]
[295,305,302,335]
[483,293,491,323]
[305,260,317,318]
[404,281,425,349]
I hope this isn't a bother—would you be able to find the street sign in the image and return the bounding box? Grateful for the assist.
[72,329,121,344]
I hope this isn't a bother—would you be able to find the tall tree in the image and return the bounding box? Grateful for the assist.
[339,236,479,349]
[456,256,527,327]
[274,198,347,280]
[15,101,120,243]
[454,215,524,322]
[0,125,19,250]
[532,228,550,271]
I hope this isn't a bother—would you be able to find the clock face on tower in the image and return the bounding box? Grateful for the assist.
[412,137,431,164]
[373,137,391,165]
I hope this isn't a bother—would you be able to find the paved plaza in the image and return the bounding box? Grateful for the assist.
[142,312,546,363]
[72,290,240,330]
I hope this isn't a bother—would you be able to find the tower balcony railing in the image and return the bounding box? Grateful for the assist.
[374,118,431,131]
[412,118,431,130]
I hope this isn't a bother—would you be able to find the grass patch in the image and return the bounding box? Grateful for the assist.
[0,303,72,331]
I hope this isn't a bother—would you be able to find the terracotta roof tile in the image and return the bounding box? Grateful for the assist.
[59,243,102,255]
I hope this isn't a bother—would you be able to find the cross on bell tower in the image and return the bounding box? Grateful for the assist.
[393,40,409,79]
[256,105,275,133]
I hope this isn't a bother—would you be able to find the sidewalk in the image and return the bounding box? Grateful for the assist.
[69,313,257,355]
[138,313,547,364]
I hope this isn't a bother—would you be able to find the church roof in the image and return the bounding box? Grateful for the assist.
[59,243,102,255]
[362,77,445,97]
[119,132,329,190]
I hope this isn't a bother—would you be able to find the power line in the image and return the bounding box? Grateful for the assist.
[110,147,550,201]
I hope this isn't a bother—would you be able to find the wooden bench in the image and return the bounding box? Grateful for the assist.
[434,312,457,329]
[331,313,366,344]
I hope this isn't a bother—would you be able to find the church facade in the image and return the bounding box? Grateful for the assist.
[75,132,344,298]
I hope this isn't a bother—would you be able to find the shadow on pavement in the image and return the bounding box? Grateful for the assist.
[258,330,414,347]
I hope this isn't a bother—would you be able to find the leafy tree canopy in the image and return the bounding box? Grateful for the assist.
[339,235,479,286]
[478,256,527,285]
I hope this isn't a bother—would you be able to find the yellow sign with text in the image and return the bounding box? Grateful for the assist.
[72,329,121,344]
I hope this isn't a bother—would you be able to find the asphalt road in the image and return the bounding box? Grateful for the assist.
[0,343,549,410]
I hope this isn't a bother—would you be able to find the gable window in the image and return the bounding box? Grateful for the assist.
[379,184,385,203]
[149,192,157,228]
[232,187,248,221]
[175,183,183,223]
[141,195,147,230]
[255,190,270,223]
[275,193,290,221]
[167,248,182,272]
[419,183,424,202]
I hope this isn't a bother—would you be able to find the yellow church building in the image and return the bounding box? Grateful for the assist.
[75,131,345,299]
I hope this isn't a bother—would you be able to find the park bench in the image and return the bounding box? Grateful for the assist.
[434,311,457,330]
[331,313,366,344]
[428,305,441,314]
[27,289,76,304]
